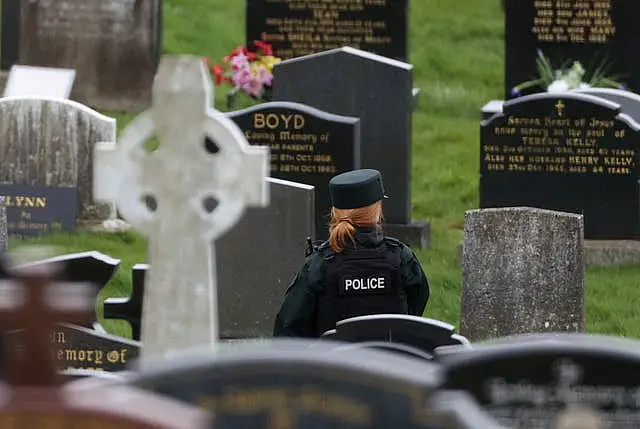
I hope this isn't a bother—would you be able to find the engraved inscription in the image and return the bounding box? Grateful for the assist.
[35,0,137,41]
[257,0,395,58]
[484,112,634,176]
[532,0,615,44]
[245,112,338,175]
[483,359,640,428]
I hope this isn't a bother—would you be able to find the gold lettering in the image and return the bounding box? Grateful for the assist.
[532,0,614,45]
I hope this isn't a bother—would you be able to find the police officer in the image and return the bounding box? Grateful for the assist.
[273,169,430,338]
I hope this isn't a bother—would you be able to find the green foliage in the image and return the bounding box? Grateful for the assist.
[12,0,640,339]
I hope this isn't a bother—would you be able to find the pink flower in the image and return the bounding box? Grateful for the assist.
[230,53,250,70]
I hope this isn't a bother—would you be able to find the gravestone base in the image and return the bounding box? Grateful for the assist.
[458,239,640,267]
[383,220,430,249]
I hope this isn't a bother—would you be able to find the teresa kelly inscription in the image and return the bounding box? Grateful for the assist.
[254,0,394,58]
[484,101,634,175]
[532,0,615,44]
[248,112,337,174]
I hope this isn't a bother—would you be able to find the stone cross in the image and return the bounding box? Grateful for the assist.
[93,56,269,361]
[0,257,93,386]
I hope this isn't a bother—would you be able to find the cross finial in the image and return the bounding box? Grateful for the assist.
[93,56,270,361]
[555,99,566,117]
[0,251,94,386]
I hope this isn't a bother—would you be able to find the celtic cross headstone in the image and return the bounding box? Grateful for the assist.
[93,55,270,361]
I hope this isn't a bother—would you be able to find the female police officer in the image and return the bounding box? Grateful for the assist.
[273,168,430,338]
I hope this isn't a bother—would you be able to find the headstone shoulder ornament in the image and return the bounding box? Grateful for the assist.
[94,55,270,361]
[0,250,209,428]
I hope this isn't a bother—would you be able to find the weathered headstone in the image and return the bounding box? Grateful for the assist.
[480,93,640,239]
[461,207,584,342]
[18,0,163,112]
[0,184,77,237]
[131,340,464,428]
[505,0,640,98]
[273,47,430,248]
[0,199,8,251]
[441,334,640,428]
[104,263,147,341]
[3,65,76,98]
[0,96,116,223]
[246,0,409,61]
[228,101,359,240]
[0,252,210,428]
[93,55,270,361]
[325,314,471,359]
[125,178,314,339]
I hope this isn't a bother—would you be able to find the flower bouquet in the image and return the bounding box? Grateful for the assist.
[206,41,281,109]
[511,49,624,97]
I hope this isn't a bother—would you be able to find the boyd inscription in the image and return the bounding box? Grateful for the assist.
[228,102,359,240]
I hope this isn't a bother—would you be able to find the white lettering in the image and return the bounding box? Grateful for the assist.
[345,277,386,290]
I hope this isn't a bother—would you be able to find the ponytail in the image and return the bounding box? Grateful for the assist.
[328,201,382,253]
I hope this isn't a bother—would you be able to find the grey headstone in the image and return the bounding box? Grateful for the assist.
[143,177,313,339]
[0,202,7,251]
[19,0,162,112]
[0,97,116,223]
[461,207,585,342]
[217,178,314,338]
[272,47,413,225]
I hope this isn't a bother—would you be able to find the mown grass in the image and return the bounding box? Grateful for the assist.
[11,0,640,338]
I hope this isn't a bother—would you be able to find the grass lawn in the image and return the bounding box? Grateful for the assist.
[12,0,640,338]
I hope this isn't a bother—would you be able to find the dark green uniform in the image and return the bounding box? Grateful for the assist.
[273,227,430,338]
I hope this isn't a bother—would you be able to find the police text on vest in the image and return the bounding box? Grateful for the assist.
[345,277,386,290]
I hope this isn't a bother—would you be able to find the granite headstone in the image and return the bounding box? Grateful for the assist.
[0,96,116,223]
[505,0,640,98]
[228,101,359,240]
[246,0,409,61]
[131,340,461,428]
[104,263,147,341]
[273,47,430,248]
[18,0,163,112]
[461,207,585,342]
[141,178,314,339]
[480,92,640,239]
[441,335,640,428]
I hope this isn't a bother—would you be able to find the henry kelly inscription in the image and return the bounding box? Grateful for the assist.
[484,100,634,176]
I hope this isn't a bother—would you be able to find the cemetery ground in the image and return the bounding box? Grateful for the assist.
[8,0,640,338]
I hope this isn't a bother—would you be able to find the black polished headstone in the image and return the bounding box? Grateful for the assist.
[480,92,640,239]
[0,184,78,237]
[103,263,146,341]
[4,323,140,375]
[441,334,640,428]
[20,250,121,327]
[246,0,409,61]
[505,0,640,98]
[132,339,453,428]
[227,101,360,240]
[273,48,419,231]
[1,0,21,70]
[574,87,640,124]
[327,315,470,358]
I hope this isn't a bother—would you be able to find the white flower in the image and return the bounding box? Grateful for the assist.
[547,80,570,93]
[578,83,591,89]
